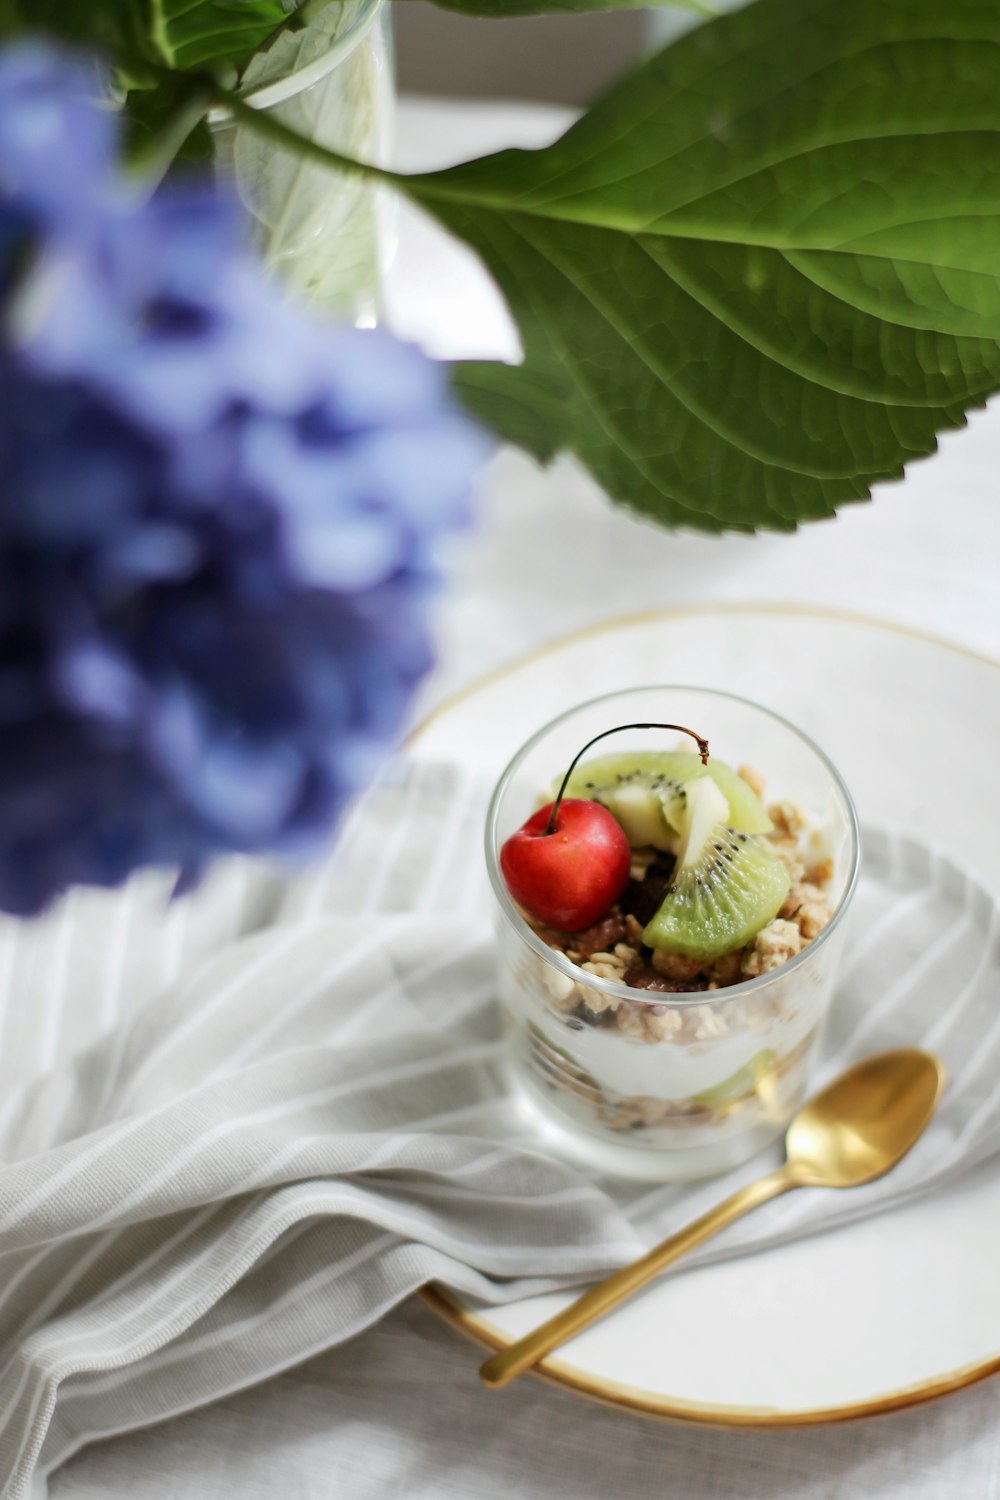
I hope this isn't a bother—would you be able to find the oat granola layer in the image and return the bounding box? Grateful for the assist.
[523,790,835,1050]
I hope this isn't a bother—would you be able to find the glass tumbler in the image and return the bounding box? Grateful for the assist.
[485,687,861,1181]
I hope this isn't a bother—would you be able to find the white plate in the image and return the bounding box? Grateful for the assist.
[417,606,1000,1425]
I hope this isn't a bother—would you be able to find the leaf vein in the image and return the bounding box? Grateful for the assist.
[502,213,851,495]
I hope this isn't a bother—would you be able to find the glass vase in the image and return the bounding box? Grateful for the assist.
[211,0,394,325]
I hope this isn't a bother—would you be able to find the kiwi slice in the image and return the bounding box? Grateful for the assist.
[567,769,681,848]
[695,1050,774,1109]
[643,778,789,962]
[562,750,771,846]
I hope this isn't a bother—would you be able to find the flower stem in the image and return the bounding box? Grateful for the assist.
[211,86,396,187]
[127,88,214,190]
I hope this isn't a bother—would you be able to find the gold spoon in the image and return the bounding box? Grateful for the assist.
[480,1047,944,1389]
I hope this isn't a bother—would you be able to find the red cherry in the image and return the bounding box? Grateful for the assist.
[499,798,631,932]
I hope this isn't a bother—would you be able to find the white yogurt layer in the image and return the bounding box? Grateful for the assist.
[542,995,822,1099]
[500,939,834,1102]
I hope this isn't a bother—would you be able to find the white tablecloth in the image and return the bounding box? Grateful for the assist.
[51,97,1000,1500]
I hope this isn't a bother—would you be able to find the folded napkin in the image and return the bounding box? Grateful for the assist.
[0,760,997,1498]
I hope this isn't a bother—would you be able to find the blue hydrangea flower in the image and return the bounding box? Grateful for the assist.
[0,45,112,290]
[0,45,489,915]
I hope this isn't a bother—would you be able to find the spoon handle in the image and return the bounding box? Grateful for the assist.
[479,1166,799,1389]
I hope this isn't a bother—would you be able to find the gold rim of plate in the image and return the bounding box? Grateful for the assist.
[410,602,1000,1428]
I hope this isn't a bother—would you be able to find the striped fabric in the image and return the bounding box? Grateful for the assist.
[0,761,996,1498]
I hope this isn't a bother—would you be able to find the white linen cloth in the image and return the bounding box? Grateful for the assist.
[1,758,998,1498]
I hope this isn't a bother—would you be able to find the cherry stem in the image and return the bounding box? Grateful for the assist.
[543,722,710,836]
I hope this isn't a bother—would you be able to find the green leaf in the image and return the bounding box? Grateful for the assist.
[451,362,564,462]
[390,0,1000,532]
[0,0,289,73]
[147,0,290,71]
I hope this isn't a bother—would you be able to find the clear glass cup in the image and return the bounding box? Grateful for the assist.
[210,0,394,324]
[485,687,861,1181]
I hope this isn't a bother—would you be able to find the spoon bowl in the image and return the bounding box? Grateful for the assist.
[785,1048,945,1188]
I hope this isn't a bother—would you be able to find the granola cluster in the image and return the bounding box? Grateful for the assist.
[526,767,835,1044]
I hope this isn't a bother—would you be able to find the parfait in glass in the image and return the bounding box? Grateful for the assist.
[486,687,860,1181]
